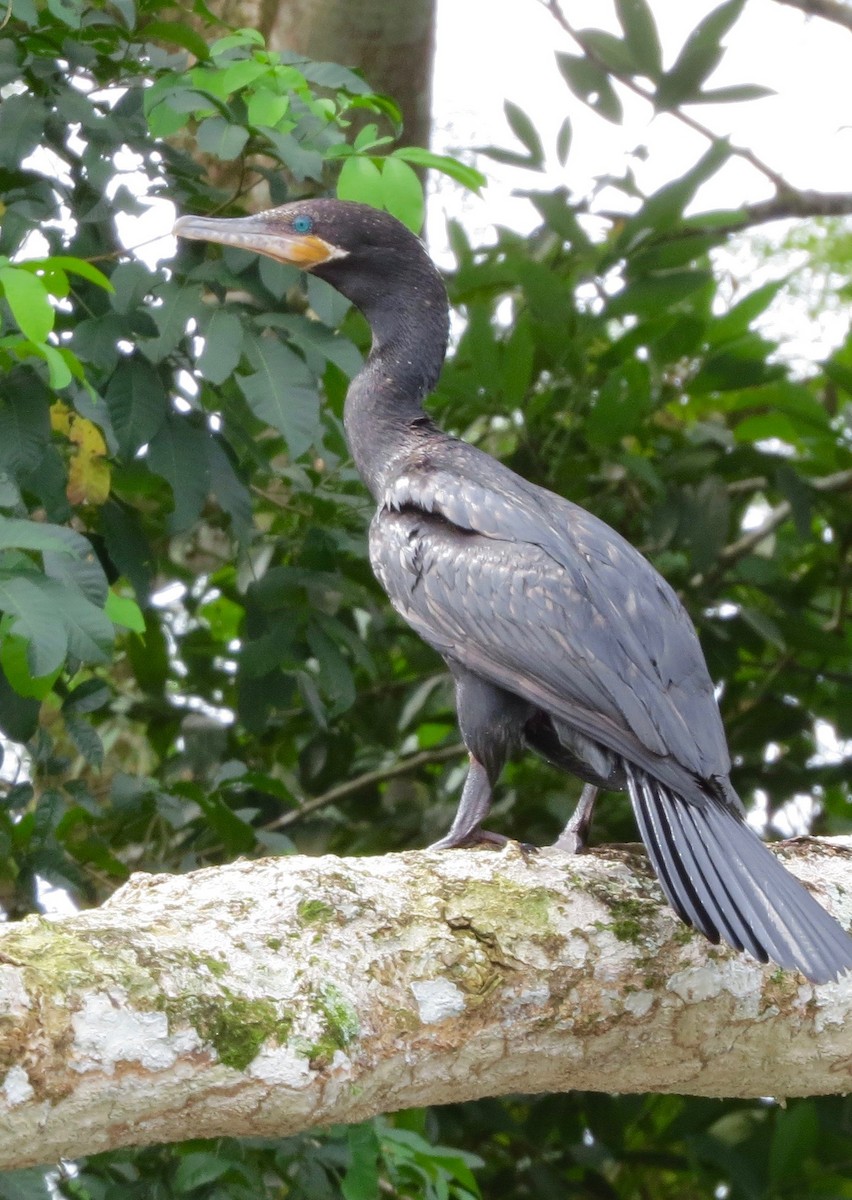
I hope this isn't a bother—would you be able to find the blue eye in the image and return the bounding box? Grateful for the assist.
[293,214,313,234]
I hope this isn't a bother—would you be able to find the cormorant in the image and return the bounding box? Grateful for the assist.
[175,199,852,983]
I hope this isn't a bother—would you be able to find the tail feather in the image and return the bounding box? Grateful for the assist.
[626,765,852,984]
[666,793,768,961]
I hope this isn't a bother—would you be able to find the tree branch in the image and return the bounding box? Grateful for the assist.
[541,0,793,193]
[591,192,852,238]
[690,468,852,588]
[2,839,851,1169]
[772,0,852,33]
[265,742,466,832]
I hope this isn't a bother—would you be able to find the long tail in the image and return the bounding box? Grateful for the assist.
[625,764,852,984]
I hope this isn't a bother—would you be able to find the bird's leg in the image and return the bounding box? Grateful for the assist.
[428,754,499,849]
[552,783,599,854]
[430,668,535,851]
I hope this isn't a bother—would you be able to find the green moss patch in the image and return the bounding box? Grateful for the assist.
[162,992,291,1072]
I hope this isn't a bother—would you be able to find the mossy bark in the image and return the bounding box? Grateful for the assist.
[1,839,851,1169]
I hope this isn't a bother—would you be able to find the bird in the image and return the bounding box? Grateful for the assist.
[174,198,852,983]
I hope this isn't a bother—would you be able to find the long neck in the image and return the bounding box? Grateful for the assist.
[323,249,450,498]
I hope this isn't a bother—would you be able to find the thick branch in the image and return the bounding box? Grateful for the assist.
[592,192,852,238]
[2,839,851,1169]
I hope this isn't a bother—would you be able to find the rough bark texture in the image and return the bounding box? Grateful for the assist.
[1,839,851,1169]
[202,0,436,150]
[269,0,437,150]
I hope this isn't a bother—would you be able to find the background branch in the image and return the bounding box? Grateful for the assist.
[772,0,852,33]
[541,0,793,193]
[265,742,466,832]
[690,468,852,588]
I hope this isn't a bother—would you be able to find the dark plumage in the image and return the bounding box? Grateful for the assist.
[175,198,852,983]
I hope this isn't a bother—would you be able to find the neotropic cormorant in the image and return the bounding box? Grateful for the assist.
[175,199,852,983]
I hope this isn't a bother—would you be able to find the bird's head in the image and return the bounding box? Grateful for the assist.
[174,197,450,415]
[173,199,433,300]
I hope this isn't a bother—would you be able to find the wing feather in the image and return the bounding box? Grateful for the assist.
[372,449,729,802]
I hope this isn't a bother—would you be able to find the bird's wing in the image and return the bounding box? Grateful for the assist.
[371,454,730,801]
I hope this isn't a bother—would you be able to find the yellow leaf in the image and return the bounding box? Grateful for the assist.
[51,400,73,435]
[67,452,111,506]
[69,415,107,456]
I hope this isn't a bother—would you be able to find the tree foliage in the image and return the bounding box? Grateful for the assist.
[0,0,850,1196]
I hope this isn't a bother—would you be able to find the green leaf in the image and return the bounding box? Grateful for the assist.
[615,0,663,78]
[196,791,256,853]
[239,336,321,458]
[504,100,544,167]
[43,544,109,608]
[556,53,623,122]
[173,1151,233,1193]
[141,19,211,59]
[657,0,747,109]
[247,88,290,128]
[739,605,785,650]
[220,58,268,94]
[617,142,731,252]
[0,1166,56,1200]
[264,129,325,181]
[708,280,786,345]
[555,116,572,167]
[391,147,485,192]
[0,94,46,169]
[99,501,153,606]
[0,387,51,477]
[342,1122,381,1200]
[35,343,74,389]
[62,678,111,716]
[264,312,362,375]
[337,155,385,209]
[105,591,146,633]
[198,309,244,384]
[196,116,249,161]
[206,438,253,543]
[105,358,168,456]
[0,632,61,700]
[47,0,81,27]
[47,256,114,292]
[307,620,355,714]
[577,29,638,76]
[142,280,203,362]
[0,266,54,343]
[0,517,92,558]
[209,29,266,59]
[65,712,104,770]
[605,269,713,318]
[769,1101,818,1187]
[0,573,69,675]
[146,417,211,532]
[0,660,41,742]
[692,84,775,103]
[586,362,652,445]
[380,157,424,233]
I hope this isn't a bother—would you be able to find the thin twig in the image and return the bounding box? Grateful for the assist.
[772,0,852,33]
[264,742,466,832]
[690,468,852,588]
[541,0,796,194]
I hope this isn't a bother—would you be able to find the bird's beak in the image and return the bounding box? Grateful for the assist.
[173,213,343,268]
